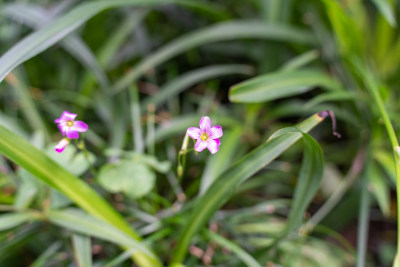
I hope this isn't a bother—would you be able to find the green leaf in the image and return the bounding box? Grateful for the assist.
[204,230,262,267]
[280,50,319,71]
[47,209,154,257]
[171,112,327,264]
[3,3,110,88]
[304,91,360,109]
[0,124,161,266]
[0,212,31,231]
[113,21,315,93]
[72,234,92,267]
[368,162,390,217]
[321,0,365,56]
[285,132,324,233]
[0,0,202,83]
[142,64,254,110]
[229,69,343,103]
[5,70,49,140]
[127,152,171,174]
[30,242,62,267]
[98,161,156,199]
[371,0,396,27]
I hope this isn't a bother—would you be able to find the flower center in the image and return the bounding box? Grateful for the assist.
[200,132,208,141]
[66,120,74,127]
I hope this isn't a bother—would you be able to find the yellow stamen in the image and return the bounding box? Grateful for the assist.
[66,120,74,127]
[200,133,208,141]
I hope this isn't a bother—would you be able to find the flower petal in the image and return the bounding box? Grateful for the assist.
[208,125,223,139]
[207,139,220,154]
[199,116,211,131]
[58,124,68,136]
[195,139,208,152]
[55,138,70,153]
[55,111,77,123]
[187,127,201,139]
[72,121,88,132]
[214,138,221,146]
[66,129,79,139]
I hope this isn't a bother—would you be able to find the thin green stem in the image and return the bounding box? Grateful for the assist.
[129,84,144,153]
[361,63,400,263]
[177,134,190,181]
[356,167,371,267]
[146,104,155,155]
[75,136,97,177]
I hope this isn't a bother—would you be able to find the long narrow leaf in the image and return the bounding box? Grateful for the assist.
[72,234,92,267]
[113,21,315,93]
[285,131,324,233]
[0,0,207,83]
[204,230,262,267]
[142,64,254,110]
[47,209,154,258]
[0,125,161,266]
[229,69,343,103]
[3,3,109,88]
[0,212,31,231]
[171,112,328,264]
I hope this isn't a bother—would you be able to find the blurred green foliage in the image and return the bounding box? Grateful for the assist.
[0,0,399,266]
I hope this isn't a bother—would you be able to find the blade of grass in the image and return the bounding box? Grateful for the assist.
[79,9,149,98]
[356,165,371,267]
[0,212,31,231]
[30,241,62,267]
[5,71,49,141]
[47,209,154,257]
[0,124,161,266]
[304,91,360,109]
[0,0,207,83]
[285,131,324,233]
[129,85,144,153]
[352,59,400,263]
[113,21,316,93]
[105,248,137,267]
[171,111,328,264]
[203,229,262,267]
[142,64,254,110]
[371,0,396,27]
[280,50,319,71]
[229,69,343,103]
[99,9,149,68]
[72,234,92,267]
[3,2,109,88]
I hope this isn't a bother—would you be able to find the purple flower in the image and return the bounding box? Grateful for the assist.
[187,116,223,154]
[55,111,88,139]
[55,138,70,153]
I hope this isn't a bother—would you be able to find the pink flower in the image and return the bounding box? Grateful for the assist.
[55,111,88,139]
[187,116,223,154]
[55,138,70,153]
